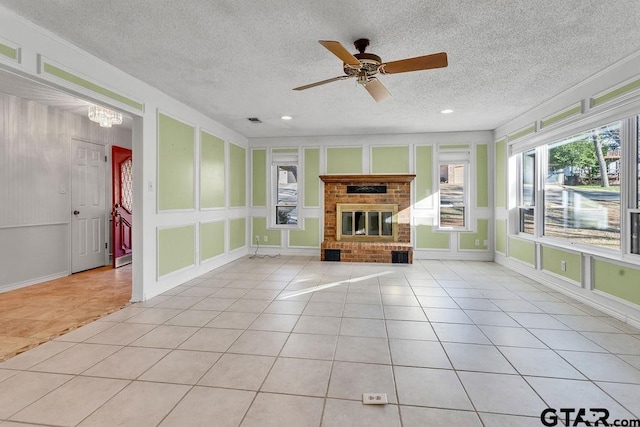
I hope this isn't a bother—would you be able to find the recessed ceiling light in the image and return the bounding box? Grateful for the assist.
[281,115,292,120]
[441,109,454,114]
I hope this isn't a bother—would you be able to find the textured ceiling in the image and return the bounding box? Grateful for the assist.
[1,0,640,138]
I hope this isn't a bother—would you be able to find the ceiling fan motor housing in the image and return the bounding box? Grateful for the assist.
[344,52,382,76]
[343,38,382,77]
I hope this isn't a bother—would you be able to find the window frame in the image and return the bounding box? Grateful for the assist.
[268,149,302,230]
[436,156,471,231]
[509,114,640,258]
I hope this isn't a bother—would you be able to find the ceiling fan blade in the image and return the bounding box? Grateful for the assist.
[364,78,391,102]
[293,76,349,91]
[318,40,361,67]
[381,52,448,74]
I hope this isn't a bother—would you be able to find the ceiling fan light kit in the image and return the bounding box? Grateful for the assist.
[294,38,448,102]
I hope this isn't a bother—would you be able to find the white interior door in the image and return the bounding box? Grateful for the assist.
[71,139,106,273]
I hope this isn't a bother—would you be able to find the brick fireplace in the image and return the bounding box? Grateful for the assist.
[320,174,415,263]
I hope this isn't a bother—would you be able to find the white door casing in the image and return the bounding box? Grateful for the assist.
[71,139,106,273]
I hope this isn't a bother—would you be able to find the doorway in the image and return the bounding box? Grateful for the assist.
[112,146,133,268]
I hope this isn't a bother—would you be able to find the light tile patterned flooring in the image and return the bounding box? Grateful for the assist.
[1,256,640,426]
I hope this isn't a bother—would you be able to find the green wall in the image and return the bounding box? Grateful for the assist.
[200,131,225,208]
[252,217,282,246]
[326,147,362,174]
[252,149,266,207]
[229,218,246,251]
[415,220,450,249]
[158,113,195,210]
[43,62,143,110]
[415,146,433,208]
[229,143,246,207]
[459,219,489,250]
[476,144,489,208]
[158,225,195,277]
[304,148,320,207]
[541,245,581,282]
[289,218,320,247]
[200,221,225,261]
[495,139,506,208]
[0,42,18,60]
[508,237,535,265]
[594,259,640,306]
[371,146,409,173]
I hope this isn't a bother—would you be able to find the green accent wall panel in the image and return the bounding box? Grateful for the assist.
[594,260,640,306]
[439,144,470,150]
[158,225,195,277]
[476,144,489,208]
[229,218,246,251]
[158,113,195,210]
[541,246,581,282]
[415,220,450,250]
[43,62,143,110]
[508,237,535,265]
[593,78,640,107]
[252,149,266,207]
[304,148,320,207]
[200,221,225,261]
[508,125,535,141]
[252,217,282,246]
[495,219,506,254]
[0,42,18,60]
[495,139,506,208]
[415,146,433,208]
[371,146,409,174]
[326,147,362,174]
[229,143,246,207]
[289,218,320,247]
[459,219,489,250]
[541,105,582,128]
[200,131,225,208]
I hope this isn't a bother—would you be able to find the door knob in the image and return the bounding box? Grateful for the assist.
[73,210,80,215]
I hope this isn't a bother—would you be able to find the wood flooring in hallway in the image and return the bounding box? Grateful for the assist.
[0,265,131,361]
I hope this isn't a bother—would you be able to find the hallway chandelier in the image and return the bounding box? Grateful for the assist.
[88,105,123,128]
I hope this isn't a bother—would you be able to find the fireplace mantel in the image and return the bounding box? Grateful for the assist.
[320,174,416,183]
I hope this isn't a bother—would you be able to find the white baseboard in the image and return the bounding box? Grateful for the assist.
[495,256,640,328]
[0,271,69,294]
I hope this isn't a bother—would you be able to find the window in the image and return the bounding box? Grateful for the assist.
[270,149,299,228]
[439,162,468,228]
[275,165,298,225]
[544,122,621,249]
[518,149,536,234]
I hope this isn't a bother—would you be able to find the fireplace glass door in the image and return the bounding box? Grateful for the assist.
[337,204,398,241]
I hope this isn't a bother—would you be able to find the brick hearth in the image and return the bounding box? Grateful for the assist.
[320,174,415,263]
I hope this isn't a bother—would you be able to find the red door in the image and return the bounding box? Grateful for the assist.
[112,146,133,268]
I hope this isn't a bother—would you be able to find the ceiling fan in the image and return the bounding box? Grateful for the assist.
[293,38,448,102]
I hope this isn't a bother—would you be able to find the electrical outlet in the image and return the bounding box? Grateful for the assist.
[560,260,566,271]
[475,239,480,246]
[263,235,268,243]
[362,393,388,405]
[255,235,259,243]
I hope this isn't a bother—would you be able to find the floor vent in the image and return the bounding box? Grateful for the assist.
[392,251,409,264]
[325,249,341,262]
